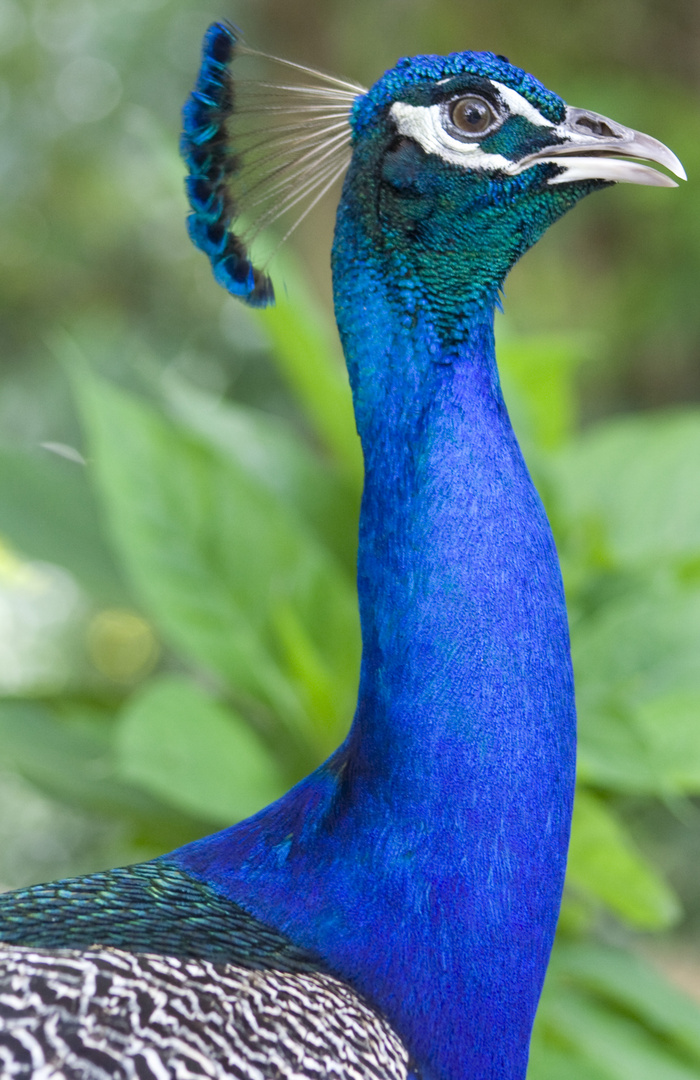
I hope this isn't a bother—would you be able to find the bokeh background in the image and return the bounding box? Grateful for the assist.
[2,0,700,1074]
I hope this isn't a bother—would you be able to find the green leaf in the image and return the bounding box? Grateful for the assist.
[567,789,680,929]
[552,411,700,565]
[162,374,360,572]
[0,699,183,829]
[576,706,657,793]
[527,1039,611,1080]
[574,584,700,713]
[73,372,360,757]
[537,983,700,1080]
[552,943,700,1062]
[497,330,589,451]
[573,583,700,792]
[633,691,700,792]
[0,446,126,603]
[115,675,286,824]
[250,252,363,487]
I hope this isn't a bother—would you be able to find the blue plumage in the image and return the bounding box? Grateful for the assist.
[0,22,684,1080]
[181,23,275,307]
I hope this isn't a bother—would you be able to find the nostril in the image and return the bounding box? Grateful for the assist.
[575,115,617,138]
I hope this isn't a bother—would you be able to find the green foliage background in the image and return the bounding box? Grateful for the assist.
[1,0,700,1075]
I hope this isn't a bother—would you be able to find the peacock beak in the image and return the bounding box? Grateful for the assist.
[514,106,686,187]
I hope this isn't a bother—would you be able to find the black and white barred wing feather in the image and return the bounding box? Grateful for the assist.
[0,945,410,1080]
[181,22,364,307]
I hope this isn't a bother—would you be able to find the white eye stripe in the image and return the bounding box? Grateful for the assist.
[489,82,554,129]
[389,83,555,173]
[390,101,512,171]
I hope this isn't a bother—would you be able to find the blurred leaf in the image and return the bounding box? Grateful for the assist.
[0,447,127,603]
[633,692,700,793]
[582,689,700,797]
[498,331,590,450]
[272,603,339,733]
[552,412,700,565]
[73,371,360,757]
[162,374,360,571]
[576,706,657,794]
[573,583,700,792]
[527,1039,611,1080]
[537,983,700,1080]
[567,789,680,929]
[0,699,184,831]
[557,893,596,937]
[552,943,700,1061]
[251,253,363,486]
[115,675,285,825]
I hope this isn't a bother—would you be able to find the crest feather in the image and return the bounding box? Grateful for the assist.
[181,23,364,307]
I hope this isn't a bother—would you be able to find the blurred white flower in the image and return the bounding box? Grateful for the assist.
[0,542,85,692]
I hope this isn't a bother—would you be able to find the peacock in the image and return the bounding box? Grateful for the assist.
[0,22,684,1080]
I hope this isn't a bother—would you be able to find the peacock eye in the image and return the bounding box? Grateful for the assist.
[448,96,498,137]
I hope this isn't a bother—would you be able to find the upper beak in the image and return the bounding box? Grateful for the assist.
[514,106,686,188]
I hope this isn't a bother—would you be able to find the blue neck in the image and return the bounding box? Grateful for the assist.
[171,179,577,1080]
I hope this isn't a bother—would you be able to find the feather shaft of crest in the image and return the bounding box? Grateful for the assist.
[182,21,359,306]
[250,153,350,230]
[253,81,358,96]
[244,148,351,216]
[233,133,350,205]
[245,129,351,200]
[237,45,366,96]
[272,159,351,254]
[235,120,349,159]
[254,85,359,102]
[234,106,353,116]
[250,155,350,237]
[248,158,350,228]
[236,119,351,143]
[254,159,351,259]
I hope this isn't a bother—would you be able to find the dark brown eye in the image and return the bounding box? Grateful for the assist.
[449,96,496,136]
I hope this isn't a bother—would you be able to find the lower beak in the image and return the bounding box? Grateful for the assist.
[514,106,686,188]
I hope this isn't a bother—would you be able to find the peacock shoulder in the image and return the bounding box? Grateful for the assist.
[0,860,321,972]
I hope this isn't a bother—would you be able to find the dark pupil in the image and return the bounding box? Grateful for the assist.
[451,97,493,134]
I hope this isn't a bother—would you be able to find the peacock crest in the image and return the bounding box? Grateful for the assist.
[181,22,364,307]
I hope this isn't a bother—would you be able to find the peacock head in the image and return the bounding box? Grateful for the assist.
[340,51,685,309]
[182,25,684,310]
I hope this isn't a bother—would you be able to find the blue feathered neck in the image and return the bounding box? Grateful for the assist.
[172,176,576,1077]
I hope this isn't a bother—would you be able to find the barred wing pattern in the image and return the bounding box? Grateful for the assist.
[0,945,410,1080]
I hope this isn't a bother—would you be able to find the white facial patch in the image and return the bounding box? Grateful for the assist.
[489,82,554,129]
[390,100,512,171]
[389,82,555,174]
